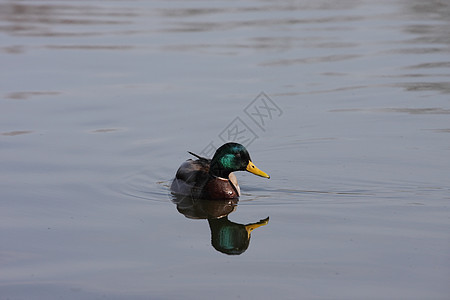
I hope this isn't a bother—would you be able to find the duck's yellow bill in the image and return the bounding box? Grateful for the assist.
[246,161,270,179]
[245,217,269,237]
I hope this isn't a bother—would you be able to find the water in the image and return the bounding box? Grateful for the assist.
[1,0,449,299]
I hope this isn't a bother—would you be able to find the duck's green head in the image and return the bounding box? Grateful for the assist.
[209,143,270,179]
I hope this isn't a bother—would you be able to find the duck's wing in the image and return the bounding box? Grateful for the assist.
[171,158,212,197]
[175,159,210,184]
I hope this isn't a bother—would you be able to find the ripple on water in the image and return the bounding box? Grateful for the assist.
[116,169,172,203]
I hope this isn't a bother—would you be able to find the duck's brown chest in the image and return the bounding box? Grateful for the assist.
[204,177,239,199]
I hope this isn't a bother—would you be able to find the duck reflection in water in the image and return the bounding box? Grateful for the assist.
[171,194,269,255]
[170,142,270,255]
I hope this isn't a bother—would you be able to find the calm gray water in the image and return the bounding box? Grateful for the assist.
[1,0,449,299]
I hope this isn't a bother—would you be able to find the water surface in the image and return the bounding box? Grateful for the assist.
[1,0,449,299]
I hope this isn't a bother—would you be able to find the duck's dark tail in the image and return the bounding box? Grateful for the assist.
[188,151,209,161]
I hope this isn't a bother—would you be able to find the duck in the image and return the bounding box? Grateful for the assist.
[170,142,270,200]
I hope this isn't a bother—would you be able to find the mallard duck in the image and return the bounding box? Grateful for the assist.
[170,142,269,200]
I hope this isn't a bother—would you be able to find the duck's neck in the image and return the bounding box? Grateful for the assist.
[209,167,231,179]
[209,159,232,178]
